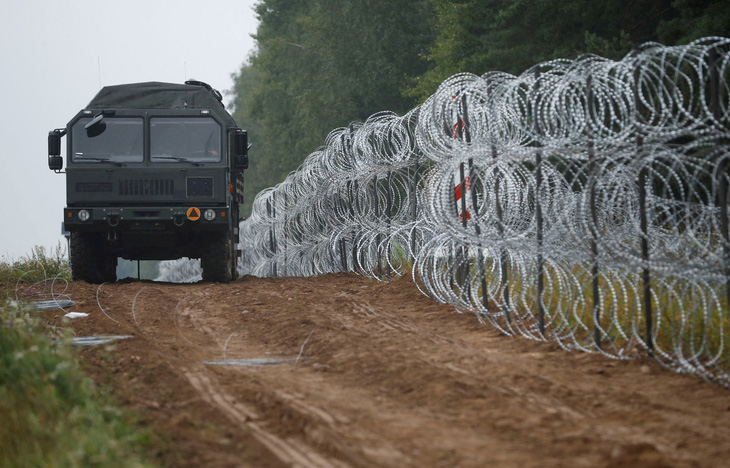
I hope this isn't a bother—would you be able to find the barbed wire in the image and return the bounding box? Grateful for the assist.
[166,37,730,385]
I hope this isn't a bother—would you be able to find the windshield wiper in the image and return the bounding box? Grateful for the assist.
[153,156,202,166]
[74,154,123,166]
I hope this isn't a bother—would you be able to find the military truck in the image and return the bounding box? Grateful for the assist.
[48,80,249,283]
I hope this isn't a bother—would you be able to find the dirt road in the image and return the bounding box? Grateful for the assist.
[38,274,730,467]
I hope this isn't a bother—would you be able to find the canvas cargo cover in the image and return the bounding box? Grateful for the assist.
[86,81,236,126]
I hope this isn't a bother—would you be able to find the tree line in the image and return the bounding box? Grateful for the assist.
[229,0,729,217]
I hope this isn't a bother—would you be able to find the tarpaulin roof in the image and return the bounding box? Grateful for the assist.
[86,81,236,126]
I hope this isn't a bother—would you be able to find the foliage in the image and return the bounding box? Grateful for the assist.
[231,0,729,214]
[657,0,730,44]
[230,0,434,217]
[0,301,154,467]
[0,243,71,286]
[407,0,729,100]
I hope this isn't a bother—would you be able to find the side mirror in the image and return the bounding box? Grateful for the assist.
[48,129,66,171]
[235,129,248,156]
[49,155,63,171]
[234,129,249,170]
[235,154,249,170]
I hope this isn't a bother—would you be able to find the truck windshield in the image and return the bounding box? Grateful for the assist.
[150,117,221,164]
[71,117,144,164]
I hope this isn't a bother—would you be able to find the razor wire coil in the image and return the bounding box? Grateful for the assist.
[161,37,730,386]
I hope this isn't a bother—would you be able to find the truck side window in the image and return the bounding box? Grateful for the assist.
[71,117,144,163]
[150,117,222,163]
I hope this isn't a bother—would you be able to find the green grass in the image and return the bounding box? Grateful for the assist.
[464,258,730,371]
[0,300,155,467]
[388,241,413,276]
[0,243,72,285]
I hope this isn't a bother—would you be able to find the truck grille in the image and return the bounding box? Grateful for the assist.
[119,179,174,196]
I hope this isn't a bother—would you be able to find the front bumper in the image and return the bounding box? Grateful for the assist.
[64,206,232,231]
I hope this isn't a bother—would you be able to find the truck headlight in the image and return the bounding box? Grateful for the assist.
[204,209,216,221]
[78,209,90,222]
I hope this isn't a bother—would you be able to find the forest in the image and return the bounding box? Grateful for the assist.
[229,0,729,217]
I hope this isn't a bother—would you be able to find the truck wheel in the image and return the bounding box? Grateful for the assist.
[231,240,240,281]
[231,260,239,281]
[70,232,96,282]
[99,253,118,283]
[70,232,117,283]
[201,231,233,283]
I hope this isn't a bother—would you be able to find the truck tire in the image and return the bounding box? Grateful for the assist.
[70,232,95,282]
[231,259,239,281]
[201,231,234,283]
[99,251,118,284]
[70,232,117,284]
[231,241,240,281]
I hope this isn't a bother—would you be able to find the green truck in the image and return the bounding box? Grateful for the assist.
[48,81,249,283]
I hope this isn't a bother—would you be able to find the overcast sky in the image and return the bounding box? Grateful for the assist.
[0,0,258,259]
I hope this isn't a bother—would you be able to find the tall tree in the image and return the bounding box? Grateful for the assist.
[407,0,646,100]
[404,0,730,100]
[229,63,266,214]
[231,0,728,216]
[657,0,730,44]
[230,0,434,216]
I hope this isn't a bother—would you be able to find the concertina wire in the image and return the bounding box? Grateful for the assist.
[160,37,730,386]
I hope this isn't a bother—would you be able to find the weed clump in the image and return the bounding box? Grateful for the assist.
[0,300,154,467]
[0,243,71,285]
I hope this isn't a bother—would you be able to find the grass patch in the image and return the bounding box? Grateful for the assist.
[1,244,71,285]
[0,300,155,467]
[448,254,730,372]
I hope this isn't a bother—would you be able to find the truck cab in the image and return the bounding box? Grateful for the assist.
[48,81,249,283]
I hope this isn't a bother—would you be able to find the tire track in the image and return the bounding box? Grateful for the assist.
[183,366,348,468]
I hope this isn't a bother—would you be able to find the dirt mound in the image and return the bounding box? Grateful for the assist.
[37,274,730,467]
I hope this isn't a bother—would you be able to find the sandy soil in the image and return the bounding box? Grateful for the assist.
[30,273,730,467]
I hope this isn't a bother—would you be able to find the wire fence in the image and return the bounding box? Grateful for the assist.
[169,37,730,385]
